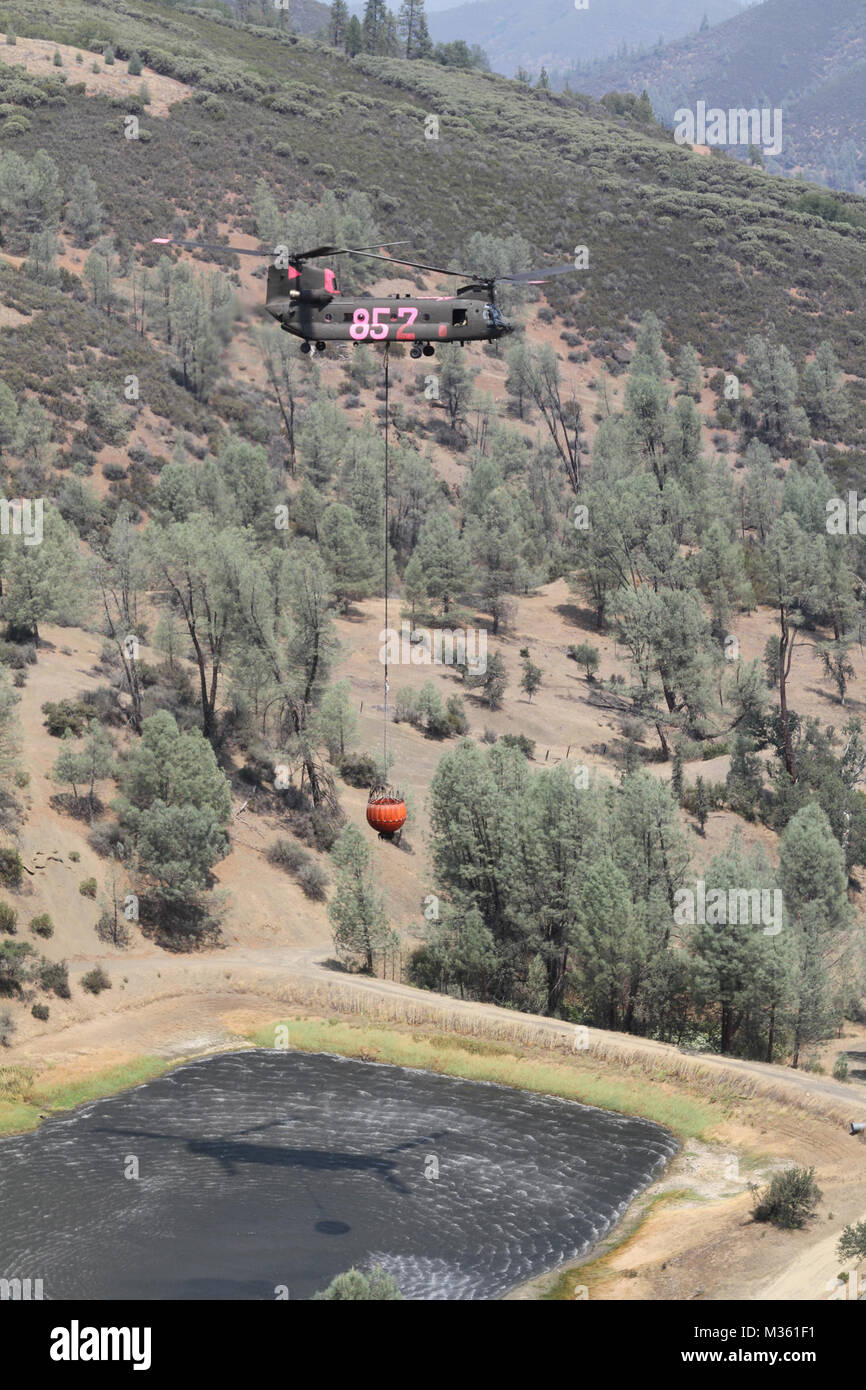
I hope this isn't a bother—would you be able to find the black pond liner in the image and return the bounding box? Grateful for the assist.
[0,1049,678,1300]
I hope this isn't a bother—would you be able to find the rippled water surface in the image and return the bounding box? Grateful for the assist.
[0,1050,677,1299]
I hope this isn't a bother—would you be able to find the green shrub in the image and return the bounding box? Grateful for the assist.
[0,1006,15,1045]
[29,914,54,939]
[266,839,311,875]
[0,902,16,934]
[31,1002,49,1021]
[53,51,63,66]
[500,733,535,760]
[445,695,468,735]
[128,51,143,76]
[339,753,379,788]
[568,641,600,679]
[0,848,23,888]
[40,961,70,999]
[103,46,115,65]
[751,1167,821,1229]
[314,1265,403,1300]
[87,822,124,858]
[297,861,329,900]
[310,807,340,853]
[78,878,97,898]
[832,1053,849,1082]
[42,699,95,736]
[69,850,80,863]
[81,966,111,994]
[837,1220,866,1263]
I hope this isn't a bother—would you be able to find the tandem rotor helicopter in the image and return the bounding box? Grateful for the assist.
[151,236,576,356]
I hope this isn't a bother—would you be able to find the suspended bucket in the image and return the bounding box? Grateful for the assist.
[366,785,407,838]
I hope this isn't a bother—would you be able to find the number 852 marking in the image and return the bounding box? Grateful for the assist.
[350,306,417,341]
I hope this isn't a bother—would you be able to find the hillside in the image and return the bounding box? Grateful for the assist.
[427,0,742,78]
[0,0,864,1127]
[571,0,866,192]
[1,1,865,413]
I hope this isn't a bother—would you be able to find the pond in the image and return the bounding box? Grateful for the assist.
[0,1050,677,1300]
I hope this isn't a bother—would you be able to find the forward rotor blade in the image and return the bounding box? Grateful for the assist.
[498,263,576,283]
[150,237,267,257]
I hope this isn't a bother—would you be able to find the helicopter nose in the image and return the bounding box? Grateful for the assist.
[500,318,515,334]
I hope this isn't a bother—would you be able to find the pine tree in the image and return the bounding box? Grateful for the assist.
[361,0,390,55]
[779,804,849,1067]
[671,744,684,805]
[412,511,474,614]
[328,0,349,48]
[471,650,508,709]
[345,14,363,55]
[694,775,709,835]
[319,503,372,611]
[328,823,393,972]
[397,0,432,58]
[316,680,358,763]
[742,335,809,452]
[676,342,701,399]
[630,310,667,379]
[520,653,543,703]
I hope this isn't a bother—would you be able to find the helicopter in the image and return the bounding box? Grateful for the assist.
[150,237,576,356]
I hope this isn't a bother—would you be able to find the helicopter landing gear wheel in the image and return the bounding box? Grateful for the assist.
[300,341,312,355]
[422,345,435,357]
[409,345,422,359]
[316,341,326,353]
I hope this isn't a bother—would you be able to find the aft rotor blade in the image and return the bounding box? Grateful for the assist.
[498,263,576,283]
[374,253,478,278]
[150,237,267,257]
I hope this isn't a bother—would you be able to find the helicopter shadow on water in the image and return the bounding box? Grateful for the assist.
[91,1119,450,1192]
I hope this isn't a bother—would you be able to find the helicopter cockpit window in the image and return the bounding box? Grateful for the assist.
[482,305,493,323]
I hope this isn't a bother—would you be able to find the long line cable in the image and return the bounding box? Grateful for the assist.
[382,342,390,778]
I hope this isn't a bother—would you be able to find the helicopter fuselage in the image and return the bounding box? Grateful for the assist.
[268,292,512,345]
[264,264,512,348]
